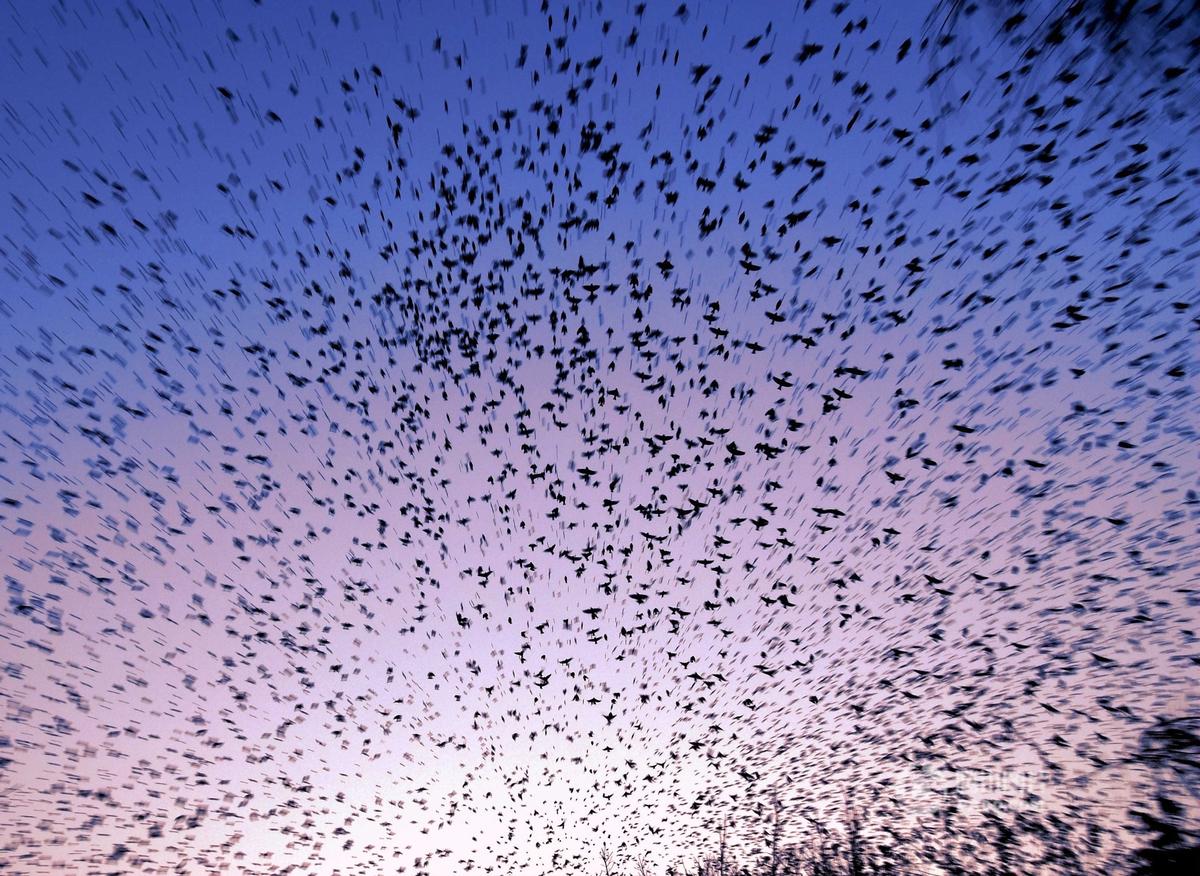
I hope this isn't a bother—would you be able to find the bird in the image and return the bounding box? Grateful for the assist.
[0,1,1197,874]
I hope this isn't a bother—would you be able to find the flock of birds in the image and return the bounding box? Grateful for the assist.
[1,0,1198,873]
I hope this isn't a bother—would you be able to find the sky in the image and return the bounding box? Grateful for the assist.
[1,0,1199,874]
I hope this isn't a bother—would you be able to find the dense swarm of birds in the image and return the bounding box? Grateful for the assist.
[1,0,1198,873]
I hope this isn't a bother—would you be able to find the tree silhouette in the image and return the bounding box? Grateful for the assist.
[1129,718,1200,875]
[931,0,1200,90]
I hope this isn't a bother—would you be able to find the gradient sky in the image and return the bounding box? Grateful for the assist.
[1,1,1199,874]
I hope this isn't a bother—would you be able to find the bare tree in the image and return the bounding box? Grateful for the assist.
[718,817,727,876]
[932,0,1200,81]
[1130,717,1200,875]
[768,796,782,876]
[599,844,623,876]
